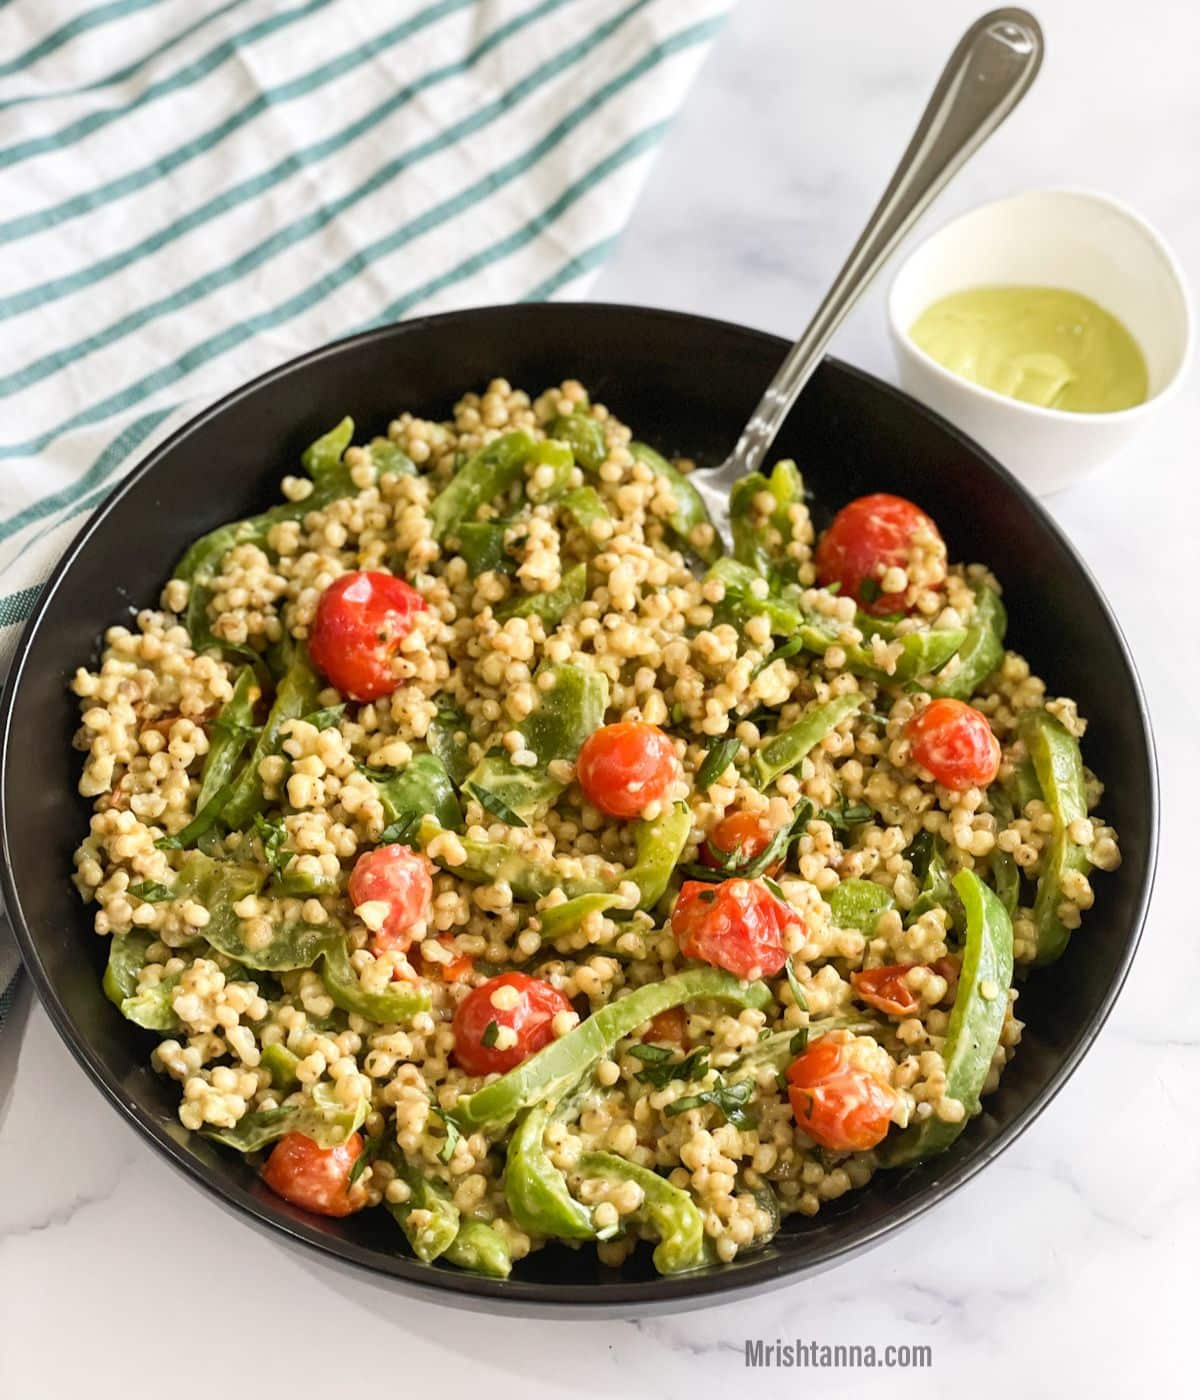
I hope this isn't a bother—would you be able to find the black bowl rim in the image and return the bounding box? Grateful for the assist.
[0,302,1159,1313]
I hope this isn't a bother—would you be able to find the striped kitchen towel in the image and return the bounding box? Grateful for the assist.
[0,0,732,1038]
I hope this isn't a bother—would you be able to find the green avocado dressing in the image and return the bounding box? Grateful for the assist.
[909,285,1148,413]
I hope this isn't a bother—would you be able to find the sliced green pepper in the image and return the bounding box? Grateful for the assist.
[196,666,260,813]
[548,412,606,472]
[710,558,966,684]
[751,693,865,788]
[456,521,515,575]
[826,878,895,933]
[464,663,608,822]
[626,801,693,908]
[430,431,536,542]
[496,562,587,627]
[559,485,611,539]
[205,1081,368,1153]
[629,442,721,565]
[221,649,321,829]
[261,1042,301,1091]
[505,1090,595,1241]
[534,892,625,942]
[929,583,1006,699]
[319,938,431,1023]
[1020,709,1091,965]
[452,967,773,1132]
[175,420,356,651]
[576,1151,706,1274]
[881,869,1013,1165]
[426,702,473,787]
[442,1219,512,1278]
[729,458,805,585]
[418,819,615,901]
[360,752,462,844]
[525,438,575,504]
[386,1156,461,1263]
[365,436,415,477]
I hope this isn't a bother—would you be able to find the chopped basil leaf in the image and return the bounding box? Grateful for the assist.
[128,881,175,903]
[464,781,528,829]
[665,1076,757,1129]
[633,1046,710,1090]
[695,737,740,791]
[481,1019,501,1048]
[253,812,294,878]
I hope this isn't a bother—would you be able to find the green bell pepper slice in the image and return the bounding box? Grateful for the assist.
[261,1042,301,1091]
[547,412,606,472]
[386,1156,462,1263]
[430,431,536,542]
[1019,709,1091,965]
[452,967,773,1132]
[195,666,260,813]
[496,562,587,627]
[464,663,608,822]
[455,521,515,575]
[206,1081,368,1153]
[221,649,322,830]
[360,752,462,845]
[881,869,1013,1165]
[505,1091,595,1241]
[729,458,805,585]
[559,485,611,539]
[576,1151,706,1275]
[629,442,722,565]
[103,932,182,1032]
[525,438,575,504]
[426,702,473,787]
[826,878,895,933]
[319,938,431,1023]
[751,693,865,787]
[929,584,1007,699]
[441,1219,512,1278]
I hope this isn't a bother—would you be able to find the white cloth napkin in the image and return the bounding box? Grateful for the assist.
[0,0,732,1039]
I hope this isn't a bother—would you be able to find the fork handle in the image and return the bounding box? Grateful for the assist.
[721,8,1043,483]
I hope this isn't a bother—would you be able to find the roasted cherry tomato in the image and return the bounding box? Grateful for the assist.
[786,1038,896,1152]
[576,721,677,820]
[261,1132,367,1217]
[906,697,1001,791]
[414,932,474,983]
[348,844,433,957]
[308,570,426,702]
[451,971,572,1077]
[814,493,943,615]
[671,878,794,980]
[643,1006,688,1046]
[701,811,777,872]
[851,964,920,1017]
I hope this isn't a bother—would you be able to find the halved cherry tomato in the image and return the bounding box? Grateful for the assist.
[851,964,920,1017]
[906,697,1001,791]
[671,878,794,979]
[261,1132,367,1217]
[415,933,474,983]
[786,1039,896,1152]
[348,844,433,957]
[814,493,943,615]
[701,811,778,873]
[451,971,572,1077]
[643,1006,688,1046]
[308,570,426,702]
[576,721,677,820]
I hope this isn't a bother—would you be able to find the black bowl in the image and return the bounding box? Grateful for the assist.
[0,304,1156,1314]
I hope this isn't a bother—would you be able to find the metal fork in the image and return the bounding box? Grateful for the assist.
[690,8,1044,534]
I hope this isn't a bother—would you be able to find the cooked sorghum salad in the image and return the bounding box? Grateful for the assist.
[71,378,1120,1279]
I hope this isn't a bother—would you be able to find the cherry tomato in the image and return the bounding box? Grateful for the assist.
[906,697,1001,791]
[452,971,572,1077]
[308,570,426,702]
[348,844,433,957]
[851,964,920,1017]
[261,1132,367,1217]
[643,1006,688,1046]
[671,878,794,980]
[786,1038,896,1152]
[415,933,474,983]
[701,811,777,872]
[814,493,943,615]
[576,721,677,820]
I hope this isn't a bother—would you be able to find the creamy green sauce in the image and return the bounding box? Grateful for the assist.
[909,285,1148,413]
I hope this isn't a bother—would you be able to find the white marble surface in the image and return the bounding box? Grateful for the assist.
[3,2,1198,1395]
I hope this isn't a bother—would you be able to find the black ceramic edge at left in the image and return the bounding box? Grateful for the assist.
[0,303,1158,1315]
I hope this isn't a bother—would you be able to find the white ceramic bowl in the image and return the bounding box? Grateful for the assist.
[888,189,1192,495]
